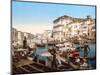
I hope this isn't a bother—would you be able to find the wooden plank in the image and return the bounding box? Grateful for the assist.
[15,59,34,67]
[28,64,44,72]
[20,66,30,73]
[33,61,59,71]
[32,61,51,69]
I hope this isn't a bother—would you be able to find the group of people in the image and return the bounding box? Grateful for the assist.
[68,42,90,69]
[47,42,90,69]
[12,36,37,62]
[12,36,91,69]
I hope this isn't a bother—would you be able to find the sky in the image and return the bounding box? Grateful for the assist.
[12,1,96,34]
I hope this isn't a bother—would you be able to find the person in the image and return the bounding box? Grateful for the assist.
[23,36,27,49]
[49,47,57,68]
[27,45,32,56]
[83,42,90,57]
[56,50,62,67]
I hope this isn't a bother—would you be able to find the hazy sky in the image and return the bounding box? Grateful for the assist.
[12,1,96,34]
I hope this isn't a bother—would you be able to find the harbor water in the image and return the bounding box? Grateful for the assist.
[79,43,96,68]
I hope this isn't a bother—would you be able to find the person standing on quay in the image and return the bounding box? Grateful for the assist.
[23,36,27,49]
[83,42,90,57]
[49,47,57,68]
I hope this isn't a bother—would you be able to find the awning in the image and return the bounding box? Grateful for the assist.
[40,52,52,57]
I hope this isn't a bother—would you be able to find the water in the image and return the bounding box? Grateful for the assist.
[35,43,96,68]
[80,43,96,57]
[79,43,96,68]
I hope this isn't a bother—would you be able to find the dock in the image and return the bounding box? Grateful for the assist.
[13,59,59,74]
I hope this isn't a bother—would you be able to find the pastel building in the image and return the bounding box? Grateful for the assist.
[80,16,96,39]
[12,28,18,43]
[17,31,24,45]
[23,32,34,45]
[53,15,72,42]
[53,15,96,41]
[68,20,82,38]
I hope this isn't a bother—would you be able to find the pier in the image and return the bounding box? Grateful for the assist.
[13,59,60,74]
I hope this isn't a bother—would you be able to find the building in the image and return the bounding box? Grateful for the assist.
[12,27,34,46]
[53,15,96,42]
[17,31,24,45]
[88,19,96,40]
[80,16,96,39]
[12,28,18,43]
[23,32,34,45]
[33,33,43,44]
[43,30,54,44]
[53,15,73,42]
[53,24,64,42]
[68,20,82,38]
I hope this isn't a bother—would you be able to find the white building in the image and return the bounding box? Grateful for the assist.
[17,31,24,45]
[43,30,53,42]
[53,15,73,42]
[80,16,95,39]
[23,32,34,45]
[88,19,96,39]
[33,33,43,44]
[53,15,96,41]
[68,21,82,38]
[12,28,18,43]
[53,25,64,42]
